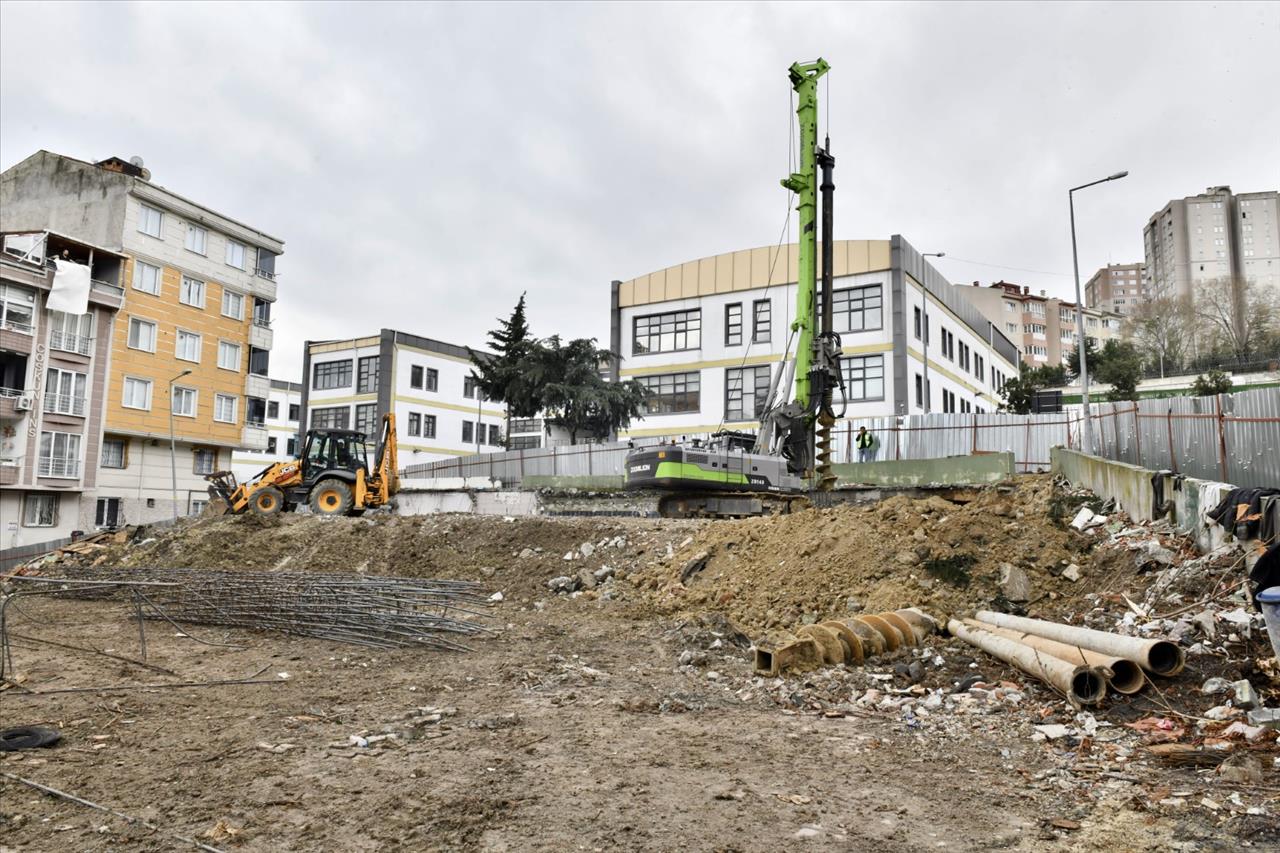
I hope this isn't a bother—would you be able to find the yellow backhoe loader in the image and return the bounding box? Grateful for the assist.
[206,413,399,517]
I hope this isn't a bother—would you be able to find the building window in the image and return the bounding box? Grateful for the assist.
[407,412,421,436]
[489,424,501,446]
[913,306,922,340]
[940,328,955,360]
[425,367,438,391]
[217,340,241,371]
[95,497,122,529]
[941,389,956,414]
[832,284,883,333]
[633,309,701,355]
[841,355,885,401]
[101,438,127,469]
[193,447,218,475]
[22,493,59,527]
[0,282,36,333]
[637,371,701,415]
[266,437,278,454]
[286,437,297,456]
[48,310,93,355]
[724,365,772,421]
[122,377,152,410]
[410,365,424,389]
[423,414,437,439]
[463,375,483,399]
[138,204,163,238]
[915,373,924,408]
[180,276,205,308]
[354,403,378,437]
[311,406,350,429]
[462,421,474,443]
[267,400,279,419]
[44,368,87,415]
[125,317,158,352]
[225,239,248,270]
[288,403,300,422]
[185,223,207,255]
[1004,301,1016,313]
[725,303,743,346]
[313,360,352,390]
[510,435,540,450]
[214,393,237,423]
[175,330,202,362]
[221,289,245,320]
[752,299,771,343]
[133,261,161,295]
[172,386,197,417]
[510,418,541,434]
[356,356,380,395]
[38,431,81,478]
[975,354,985,380]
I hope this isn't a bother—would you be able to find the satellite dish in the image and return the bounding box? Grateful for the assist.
[130,156,145,168]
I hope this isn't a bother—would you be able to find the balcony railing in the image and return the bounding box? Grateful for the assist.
[0,386,24,397]
[1,318,34,335]
[91,279,125,298]
[49,329,93,356]
[44,392,87,416]
[255,268,276,281]
[37,457,80,478]
[252,316,272,328]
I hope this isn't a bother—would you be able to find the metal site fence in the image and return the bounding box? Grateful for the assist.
[402,387,1279,489]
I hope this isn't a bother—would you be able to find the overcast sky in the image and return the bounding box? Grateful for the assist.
[3,1,1278,378]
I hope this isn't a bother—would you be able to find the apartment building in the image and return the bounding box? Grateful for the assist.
[961,281,1123,369]
[1144,186,1279,301]
[607,236,1021,439]
[1,231,124,550]
[1084,263,1148,315]
[1,151,284,522]
[301,330,514,466]
[230,379,302,484]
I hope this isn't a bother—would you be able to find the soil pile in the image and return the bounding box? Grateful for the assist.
[31,512,703,600]
[639,476,1101,632]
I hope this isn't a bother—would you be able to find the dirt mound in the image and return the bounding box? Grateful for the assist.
[30,511,703,601]
[637,475,1100,632]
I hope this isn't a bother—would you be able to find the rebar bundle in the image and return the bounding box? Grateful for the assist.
[42,567,494,651]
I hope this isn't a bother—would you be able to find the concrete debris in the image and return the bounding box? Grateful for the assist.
[547,575,576,594]
[1246,707,1280,729]
[594,565,616,582]
[578,569,598,591]
[1033,724,1072,741]
[519,548,536,559]
[998,563,1032,602]
[1070,507,1107,531]
[1061,564,1082,583]
[1217,754,1265,785]
[1201,677,1231,695]
[580,542,596,558]
[1230,680,1258,710]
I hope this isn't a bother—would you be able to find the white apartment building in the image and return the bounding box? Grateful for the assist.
[607,236,1021,440]
[1,151,284,524]
[1144,186,1279,301]
[300,330,512,467]
[230,379,302,483]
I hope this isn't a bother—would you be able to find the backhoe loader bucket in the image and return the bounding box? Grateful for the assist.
[204,471,239,515]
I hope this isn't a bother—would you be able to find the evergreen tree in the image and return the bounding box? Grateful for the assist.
[468,293,540,418]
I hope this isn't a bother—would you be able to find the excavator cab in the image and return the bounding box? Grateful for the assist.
[302,429,369,482]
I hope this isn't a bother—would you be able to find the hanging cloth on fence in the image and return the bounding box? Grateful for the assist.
[1207,487,1280,540]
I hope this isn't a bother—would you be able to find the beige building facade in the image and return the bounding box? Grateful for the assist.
[959,281,1123,369]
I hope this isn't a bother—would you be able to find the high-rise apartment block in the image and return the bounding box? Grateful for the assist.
[1143,186,1279,301]
[1,151,284,523]
[1084,263,1148,315]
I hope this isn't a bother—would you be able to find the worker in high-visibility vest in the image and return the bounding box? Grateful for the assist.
[855,426,875,463]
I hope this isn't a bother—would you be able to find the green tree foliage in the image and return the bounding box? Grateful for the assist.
[471,296,648,445]
[1191,369,1233,397]
[1096,340,1144,401]
[468,293,540,418]
[999,364,1068,413]
[533,336,649,445]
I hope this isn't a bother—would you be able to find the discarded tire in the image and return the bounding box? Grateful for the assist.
[0,726,62,751]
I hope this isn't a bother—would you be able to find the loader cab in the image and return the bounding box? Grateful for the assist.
[301,429,369,484]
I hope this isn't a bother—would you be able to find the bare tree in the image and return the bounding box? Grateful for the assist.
[1127,296,1192,377]
[1194,276,1278,363]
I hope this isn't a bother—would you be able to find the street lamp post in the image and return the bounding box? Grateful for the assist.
[169,368,192,521]
[919,252,945,413]
[1069,171,1128,455]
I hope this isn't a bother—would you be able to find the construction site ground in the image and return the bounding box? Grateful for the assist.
[2,476,1276,852]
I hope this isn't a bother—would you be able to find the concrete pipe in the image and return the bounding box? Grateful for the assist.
[879,612,919,647]
[820,620,864,664]
[974,610,1184,677]
[947,619,1106,707]
[796,624,845,665]
[964,619,1145,695]
[854,615,904,651]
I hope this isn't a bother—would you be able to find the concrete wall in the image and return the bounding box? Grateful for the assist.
[1051,447,1235,553]
[832,451,1014,487]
